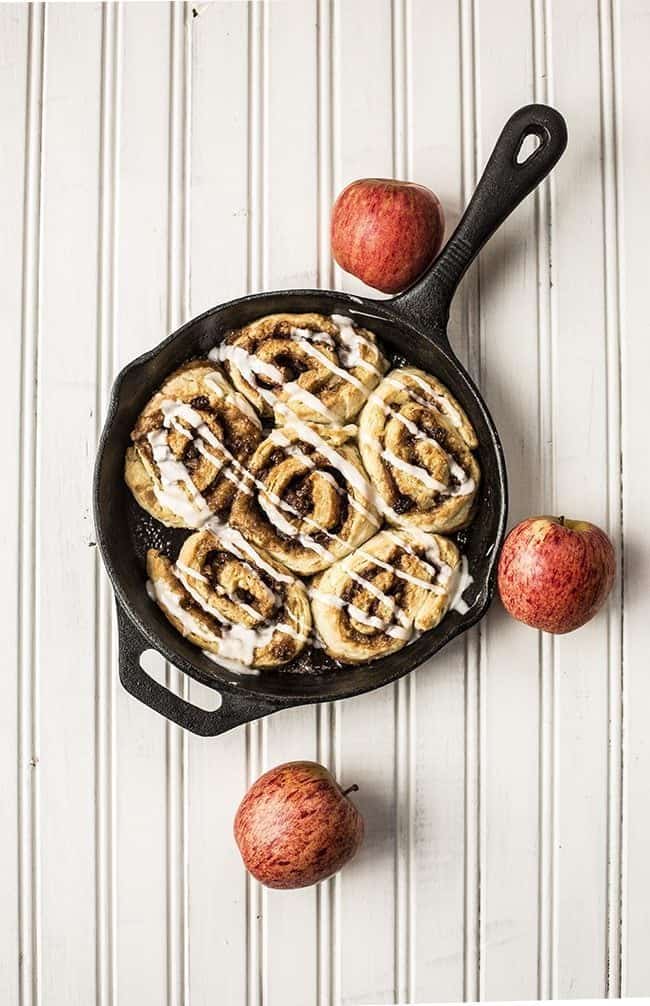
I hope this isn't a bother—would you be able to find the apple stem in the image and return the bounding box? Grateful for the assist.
[559,515,565,526]
[342,784,359,797]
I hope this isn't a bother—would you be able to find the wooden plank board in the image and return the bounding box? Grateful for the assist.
[261,4,321,1005]
[407,2,467,1001]
[548,0,613,995]
[0,5,30,1003]
[473,1,542,999]
[0,1,645,1001]
[617,0,650,995]
[186,4,249,1004]
[36,7,103,1003]
[333,2,398,1002]
[113,5,172,1002]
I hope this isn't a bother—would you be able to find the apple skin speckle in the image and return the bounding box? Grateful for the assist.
[331,178,445,295]
[234,760,364,890]
[497,515,616,634]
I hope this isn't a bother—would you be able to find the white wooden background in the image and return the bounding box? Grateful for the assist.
[1,1,649,1003]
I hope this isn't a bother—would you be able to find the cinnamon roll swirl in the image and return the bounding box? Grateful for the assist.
[229,422,380,575]
[358,367,480,533]
[146,525,311,669]
[125,361,262,528]
[310,528,463,664]
[212,312,388,426]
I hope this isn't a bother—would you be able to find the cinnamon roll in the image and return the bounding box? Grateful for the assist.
[125,361,262,528]
[310,528,463,664]
[358,367,480,533]
[229,422,381,575]
[212,312,388,426]
[146,525,311,669]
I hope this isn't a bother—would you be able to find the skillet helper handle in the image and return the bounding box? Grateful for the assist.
[394,103,567,328]
[116,603,274,736]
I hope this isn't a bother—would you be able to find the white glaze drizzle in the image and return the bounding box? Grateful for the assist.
[146,428,213,527]
[347,569,409,626]
[175,560,208,583]
[381,449,449,493]
[266,338,475,501]
[330,314,383,375]
[309,588,411,641]
[290,325,335,348]
[145,389,261,526]
[268,414,451,595]
[150,528,308,669]
[207,521,294,584]
[384,372,464,429]
[148,331,471,656]
[282,382,340,422]
[447,554,474,615]
[148,576,220,644]
[365,390,475,498]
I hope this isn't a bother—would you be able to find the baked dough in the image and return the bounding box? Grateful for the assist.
[310,529,462,664]
[125,361,262,528]
[214,312,388,425]
[229,422,380,575]
[358,367,480,533]
[147,526,311,669]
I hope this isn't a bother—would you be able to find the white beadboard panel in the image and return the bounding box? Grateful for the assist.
[262,4,321,1005]
[617,0,650,995]
[165,6,191,1004]
[1,1,647,1002]
[186,4,249,1004]
[333,2,398,1003]
[37,7,103,1004]
[114,5,172,1003]
[189,0,250,317]
[456,2,481,1001]
[549,0,612,996]
[474,1,542,999]
[95,5,120,1005]
[15,6,46,1006]
[407,1,466,1001]
[0,6,29,1003]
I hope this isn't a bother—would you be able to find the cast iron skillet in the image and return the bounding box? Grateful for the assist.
[94,104,567,736]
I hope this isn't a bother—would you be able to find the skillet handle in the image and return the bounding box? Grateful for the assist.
[116,603,276,736]
[390,103,567,332]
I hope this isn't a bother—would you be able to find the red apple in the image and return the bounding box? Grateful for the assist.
[498,515,615,634]
[234,760,364,889]
[331,178,445,294]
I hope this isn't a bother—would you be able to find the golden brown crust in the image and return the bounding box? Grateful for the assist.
[358,367,480,534]
[229,424,380,575]
[127,361,262,528]
[216,312,388,425]
[310,529,461,664]
[125,319,478,672]
[146,528,311,668]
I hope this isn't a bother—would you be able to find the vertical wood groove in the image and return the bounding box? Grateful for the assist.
[246,4,266,1004]
[316,2,338,1003]
[608,1,628,991]
[391,0,414,1001]
[597,0,625,994]
[459,0,481,999]
[532,0,557,997]
[17,6,45,1004]
[95,4,121,1004]
[166,4,191,1004]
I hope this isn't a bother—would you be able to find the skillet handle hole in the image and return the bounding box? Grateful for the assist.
[516,130,543,165]
[139,648,222,712]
